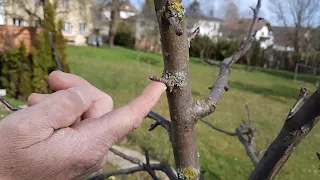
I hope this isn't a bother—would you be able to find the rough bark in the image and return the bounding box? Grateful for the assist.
[153,1,200,179]
[249,90,320,180]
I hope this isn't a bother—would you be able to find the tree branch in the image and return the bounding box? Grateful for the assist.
[201,104,263,166]
[0,96,21,111]
[90,147,178,180]
[192,0,262,119]
[286,87,308,120]
[249,88,320,180]
[200,50,221,67]
[49,32,63,71]
[146,111,171,132]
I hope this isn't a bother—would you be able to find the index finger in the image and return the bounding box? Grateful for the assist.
[76,82,167,146]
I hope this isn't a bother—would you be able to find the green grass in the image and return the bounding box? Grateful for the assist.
[67,45,319,180]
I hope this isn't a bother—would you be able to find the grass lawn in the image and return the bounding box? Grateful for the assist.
[67,45,319,180]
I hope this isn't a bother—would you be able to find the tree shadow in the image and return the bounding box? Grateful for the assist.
[229,80,302,102]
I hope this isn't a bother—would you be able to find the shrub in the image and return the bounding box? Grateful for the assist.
[190,36,239,61]
[114,21,136,48]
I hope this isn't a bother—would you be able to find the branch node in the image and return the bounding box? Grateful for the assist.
[286,87,309,120]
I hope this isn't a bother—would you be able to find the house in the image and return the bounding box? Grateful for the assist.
[102,1,139,20]
[272,26,320,52]
[135,10,223,53]
[221,18,274,49]
[92,1,139,40]
[0,0,93,46]
[185,8,223,39]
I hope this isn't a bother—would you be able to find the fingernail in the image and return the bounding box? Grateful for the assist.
[69,86,93,105]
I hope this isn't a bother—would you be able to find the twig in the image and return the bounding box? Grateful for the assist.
[146,111,172,142]
[236,123,259,166]
[201,119,243,136]
[109,148,141,165]
[188,27,200,48]
[90,147,178,180]
[0,95,21,111]
[201,104,264,166]
[286,87,308,120]
[249,89,320,180]
[192,0,262,119]
[88,163,177,180]
[48,32,63,71]
[200,50,221,67]
[147,111,171,132]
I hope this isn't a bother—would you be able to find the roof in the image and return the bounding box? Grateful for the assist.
[221,18,271,40]
[272,26,320,49]
[185,8,223,22]
[104,1,139,13]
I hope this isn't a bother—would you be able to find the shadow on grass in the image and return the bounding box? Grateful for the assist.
[249,67,319,84]
[229,80,301,101]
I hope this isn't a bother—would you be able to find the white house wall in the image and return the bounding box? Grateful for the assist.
[192,20,221,38]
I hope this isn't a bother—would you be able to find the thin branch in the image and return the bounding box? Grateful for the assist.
[236,123,259,166]
[249,89,320,180]
[245,103,252,125]
[188,27,200,48]
[88,163,177,180]
[0,95,21,111]
[90,147,178,180]
[192,0,262,119]
[286,87,308,120]
[200,50,221,67]
[48,32,63,71]
[200,119,238,136]
[109,148,141,165]
[146,111,172,142]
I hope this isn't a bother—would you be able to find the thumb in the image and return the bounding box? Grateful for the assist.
[76,82,167,147]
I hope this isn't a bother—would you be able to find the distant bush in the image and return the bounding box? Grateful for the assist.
[114,21,136,49]
[0,43,33,100]
[190,36,239,61]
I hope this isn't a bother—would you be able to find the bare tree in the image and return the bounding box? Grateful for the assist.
[220,0,239,19]
[269,0,320,65]
[1,0,320,180]
[108,0,121,48]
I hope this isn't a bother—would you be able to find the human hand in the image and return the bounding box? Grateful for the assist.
[0,71,166,180]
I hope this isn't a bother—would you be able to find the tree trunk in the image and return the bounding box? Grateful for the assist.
[108,0,121,49]
[154,1,200,179]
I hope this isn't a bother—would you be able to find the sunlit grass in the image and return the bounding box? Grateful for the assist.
[67,45,319,180]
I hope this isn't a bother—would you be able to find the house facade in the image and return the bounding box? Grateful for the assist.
[92,1,139,39]
[0,0,93,46]
[221,18,274,49]
[135,10,223,53]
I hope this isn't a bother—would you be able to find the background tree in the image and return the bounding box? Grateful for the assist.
[220,0,239,19]
[142,0,154,12]
[108,0,121,48]
[269,0,320,67]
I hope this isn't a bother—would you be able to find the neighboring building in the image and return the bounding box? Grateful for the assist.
[91,0,139,42]
[221,18,274,49]
[272,26,320,52]
[135,10,223,53]
[0,0,93,46]
[185,8,223,39]
[102,1,139,20]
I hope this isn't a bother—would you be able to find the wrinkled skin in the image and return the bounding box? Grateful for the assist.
[0,71,166,180]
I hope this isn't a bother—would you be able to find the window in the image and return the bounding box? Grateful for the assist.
[64,22,71,33]
[13,18,23,26]
[62,0,69,9]
[79,23,86,34]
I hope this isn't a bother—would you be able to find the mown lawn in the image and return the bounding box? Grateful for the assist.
[67,45,319,180]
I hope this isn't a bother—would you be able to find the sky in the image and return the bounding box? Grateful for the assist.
[130,0,274,23]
